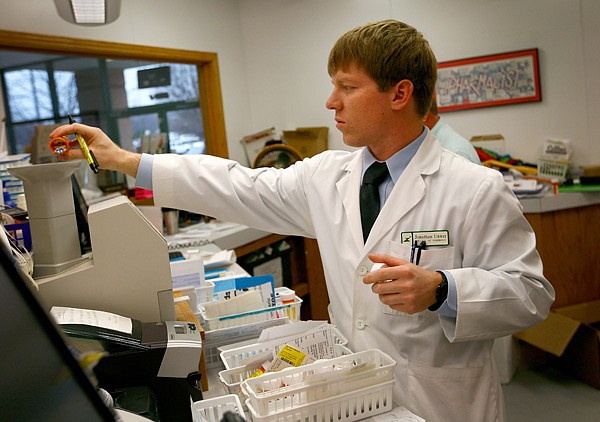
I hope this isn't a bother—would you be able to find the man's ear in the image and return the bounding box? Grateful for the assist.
[391,79,414,110]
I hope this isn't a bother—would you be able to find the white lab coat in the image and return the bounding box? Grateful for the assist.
[151,133,554,422]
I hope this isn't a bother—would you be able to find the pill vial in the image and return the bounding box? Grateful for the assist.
[281,291,296,320]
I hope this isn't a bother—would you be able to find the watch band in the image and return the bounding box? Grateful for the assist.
[428,270,449,311]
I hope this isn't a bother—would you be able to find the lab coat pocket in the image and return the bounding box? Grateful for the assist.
[389,241,455,271]
[407,362,493,422]
[382,242,455,317]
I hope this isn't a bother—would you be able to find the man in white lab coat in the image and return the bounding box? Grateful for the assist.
[52,20,554,422]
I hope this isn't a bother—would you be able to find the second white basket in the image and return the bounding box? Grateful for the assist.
[218,344,354,407]
[220,325,348,370]
[240,349,396,418]
[197,295,302,331]
[245,380,395,422]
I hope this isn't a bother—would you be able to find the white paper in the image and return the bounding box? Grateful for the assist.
[240,321,338,365]
[203,249,236,269]
[170,257,205,288]
[203,289,264,318]
[215,280,274,309]
[50,306,133,334]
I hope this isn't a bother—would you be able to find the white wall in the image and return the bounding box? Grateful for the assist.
[238,0,600,166]
[1,0,599,166]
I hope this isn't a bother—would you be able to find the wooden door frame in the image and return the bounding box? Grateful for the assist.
[0,29,228,158]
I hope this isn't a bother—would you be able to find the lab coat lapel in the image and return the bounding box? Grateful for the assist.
[336,154,365,251]
[336,135,441,252]
[366,134,440,248]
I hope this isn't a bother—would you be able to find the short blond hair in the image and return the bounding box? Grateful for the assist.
[328,20,437,117]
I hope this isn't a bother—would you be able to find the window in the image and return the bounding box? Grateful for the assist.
[123,63,199,108]
[2,56,204,156]
[0,32,228,162]
[4,66,53,123]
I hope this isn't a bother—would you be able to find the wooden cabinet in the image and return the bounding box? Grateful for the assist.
[525,203,600,308]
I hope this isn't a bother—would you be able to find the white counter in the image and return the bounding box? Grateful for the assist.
[520,191,600,213]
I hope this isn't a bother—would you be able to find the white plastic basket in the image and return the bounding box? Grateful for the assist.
[537,158,570,181]
[218,344,354,406]
[191,394,245,422]
[203,318,290,370]
[245,380,394,422]
[220,326,348,370]
[197,295,302,331]
[196,280,216,304]
[241,349,396,420]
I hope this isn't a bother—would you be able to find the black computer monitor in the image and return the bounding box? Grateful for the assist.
[0,243,116,421]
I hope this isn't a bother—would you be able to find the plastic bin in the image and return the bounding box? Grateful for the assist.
[203,318,290,370]
[195,280,216,304]
[220,325,348,370]
[537,158,570,181]
[218,344,353,407]
[241,349,396,421]
[245,380,394,422]
[190,394,245,422]
[197,294,302,331]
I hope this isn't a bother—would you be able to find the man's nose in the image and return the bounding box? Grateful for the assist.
[325,92,339,110]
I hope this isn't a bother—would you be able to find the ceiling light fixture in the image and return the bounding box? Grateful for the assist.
[54,0,121,26]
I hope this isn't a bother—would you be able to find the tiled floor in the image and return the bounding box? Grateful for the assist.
[503,366,600,421]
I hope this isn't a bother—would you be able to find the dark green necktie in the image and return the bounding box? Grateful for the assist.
[360,162,389,242]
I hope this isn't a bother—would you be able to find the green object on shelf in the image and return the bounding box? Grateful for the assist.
[558,184,600,192]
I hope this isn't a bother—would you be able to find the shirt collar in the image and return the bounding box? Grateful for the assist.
[362,126,429,183]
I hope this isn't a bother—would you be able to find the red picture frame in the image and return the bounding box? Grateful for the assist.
[436,48,541,112]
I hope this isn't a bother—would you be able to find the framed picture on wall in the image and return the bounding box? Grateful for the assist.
[436,48,541,112]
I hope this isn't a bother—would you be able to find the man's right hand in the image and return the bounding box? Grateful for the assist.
[49,123,142,178]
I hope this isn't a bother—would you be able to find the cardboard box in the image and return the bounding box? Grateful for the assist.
[282,127,328,158]
[240,128,277,166]
[514,300,600,388]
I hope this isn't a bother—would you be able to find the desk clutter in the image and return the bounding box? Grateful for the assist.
[170,243,417,421]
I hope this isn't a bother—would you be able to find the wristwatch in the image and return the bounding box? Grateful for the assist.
[428,271,449,311]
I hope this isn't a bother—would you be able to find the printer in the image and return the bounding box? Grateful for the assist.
[61,318,203,422]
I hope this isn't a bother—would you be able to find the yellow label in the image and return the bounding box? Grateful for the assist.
[276,345,306,367]
[248,360,271,378]
[249,367,266,378]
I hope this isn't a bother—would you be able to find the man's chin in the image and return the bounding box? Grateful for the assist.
[342,137,363,148]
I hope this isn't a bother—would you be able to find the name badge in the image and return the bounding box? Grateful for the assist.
[401,230,450,246]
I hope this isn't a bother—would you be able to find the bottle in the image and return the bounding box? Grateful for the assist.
[280,291,296,320]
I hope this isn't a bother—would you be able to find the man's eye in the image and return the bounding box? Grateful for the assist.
[342,85,354,91]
